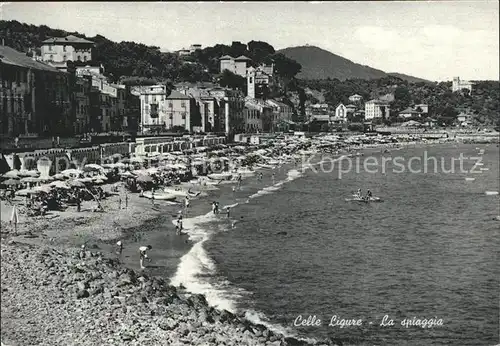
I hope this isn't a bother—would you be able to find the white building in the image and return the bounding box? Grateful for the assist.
[335,103,348,122]
[219,55,252,77]
[138,85,168,131]
[364,100,390,120]
[40,35,94,71]
[348,94,363,103]
[247,65,273,99]
[452,77,473,93]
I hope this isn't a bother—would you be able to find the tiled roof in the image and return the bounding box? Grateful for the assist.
[399,107,420,114]
[43,35,94,45]
[167,90,192,100]
[219,55,233,60]
[234,55,251,61]
[0,45,62,73]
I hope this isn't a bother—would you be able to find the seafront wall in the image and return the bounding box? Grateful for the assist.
[3,136,227,171]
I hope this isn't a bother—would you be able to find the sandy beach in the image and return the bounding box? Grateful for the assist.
[2,137,493,346]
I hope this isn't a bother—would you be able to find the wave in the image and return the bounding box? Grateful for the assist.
[485,191,499,195]
[170,211,242,312]
[171,164,317,341]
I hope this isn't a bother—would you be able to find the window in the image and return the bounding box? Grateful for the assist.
[63,55,67,62]
[49,54,54,61]
[145,95,149,103]
[48,45,53,51]
[77,56,82,62]
[182,112,186,120]
[250,77,253,83]
[63,45,67,52]
[83,56,87,62]
[168,102,173,108]
[181,101,186,108]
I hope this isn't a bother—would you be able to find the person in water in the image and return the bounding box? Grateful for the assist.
[212,201,217,214]
[366,190,373,200]
[356,189,362,198]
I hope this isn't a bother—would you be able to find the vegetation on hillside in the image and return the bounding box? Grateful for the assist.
[0,20,301,85]
[300,77,500,126]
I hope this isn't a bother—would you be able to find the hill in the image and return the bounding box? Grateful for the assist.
[278,45,430,83]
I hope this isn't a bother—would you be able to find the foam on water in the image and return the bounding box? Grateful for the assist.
[170,163,323,341]
[485,191,499,195]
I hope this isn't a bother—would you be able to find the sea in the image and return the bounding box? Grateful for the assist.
[168,143,499,346]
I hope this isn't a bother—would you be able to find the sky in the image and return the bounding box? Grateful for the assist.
[1,1,498,81]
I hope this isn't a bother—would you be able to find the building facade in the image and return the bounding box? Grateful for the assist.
[40,35,95,71]
[335,103,348,122]
[452,77,473,93]
[1,45,73,137]
[348,94,363,103]
[364,100,390,120]
[219,55,252,77]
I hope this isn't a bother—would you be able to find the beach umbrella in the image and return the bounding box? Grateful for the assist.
[34,185,53,193]
[68,180,86,188]
[83,164,104,172]
[61,169,83,177]
[49,181,71,189]
[10,205,19,231]
[15,188,33,196]
[120,171,135,178]
[136,175,153,183]
[130,157,145,164]
[53,173,65,180]
[2,178,19,186]
[20,176,42,183]
[2,170,20,178]
[18,169,40,177]
[93,174,108,181]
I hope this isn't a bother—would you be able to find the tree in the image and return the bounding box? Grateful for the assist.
[218,70,246,92]
[247,40,275,62]
[268,53,302,80]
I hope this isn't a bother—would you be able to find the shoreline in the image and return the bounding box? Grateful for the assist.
[0,140,485,346]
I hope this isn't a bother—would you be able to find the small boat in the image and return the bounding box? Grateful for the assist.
[345,196,383,203]
[208,173,233,180]
[256,163,274,169]
[163,188,201,197]
[235,169,255,177]
[142,191,176,201]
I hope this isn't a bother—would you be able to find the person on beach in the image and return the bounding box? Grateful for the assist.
[215,202,220,214]
[184,196,190,210]
[139,245,152,269]
[125,193,129,209]
[76,195,81,212]
[176,216,183,235]
[116,241,123,256]
[212,201,217,214]
[151,188,155,205]
[79,244,86,259]
[259,172,263,180]
[118,195,122,210]
[226,206,231,218]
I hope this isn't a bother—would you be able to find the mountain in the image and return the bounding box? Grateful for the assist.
[387,72,430,84]
[278,45,430,83]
